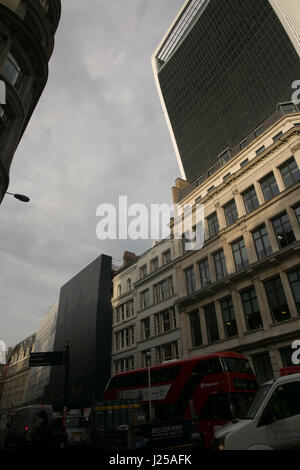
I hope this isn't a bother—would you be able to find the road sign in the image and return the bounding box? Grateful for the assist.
[29,351,65,367]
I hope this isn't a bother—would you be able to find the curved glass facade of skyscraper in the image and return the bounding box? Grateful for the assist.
[153,0,300,182]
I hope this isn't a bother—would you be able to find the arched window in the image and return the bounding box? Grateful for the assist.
[127,278,131,291]
[117,285,121,297]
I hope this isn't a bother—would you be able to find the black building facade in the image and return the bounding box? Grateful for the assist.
[153,0,300,182]
[47,255,113,409]
[0,0,61,203]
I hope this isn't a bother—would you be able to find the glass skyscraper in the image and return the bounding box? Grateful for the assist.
[152,0,300,182]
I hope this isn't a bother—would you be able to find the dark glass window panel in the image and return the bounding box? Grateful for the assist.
[232,238,249,271]
[272,212,296,249]
[214,250,227,280]
[220,149,231,165]
[273,131,283,142]
[279,157,300,188]
[221,297,238,338]
[204,304,219,343]
[256,146,265,156]
[260,173,280,201]
[288,268,300,314]
[1,52,24,91]
[207,212,219,238]
[242,186,259,213]
[252,353,274,384]
[189,310,202,347]
[241,287,263,331]
[240,158,249,167]
[185,267,196,295]
[198,258,211,288]
[279,103,296,114]
[255,126,263,137]
[224,200,238,226]
[264,276,291,323]
[252,225,272,260]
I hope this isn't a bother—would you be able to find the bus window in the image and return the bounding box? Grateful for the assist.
[221,357,253,374]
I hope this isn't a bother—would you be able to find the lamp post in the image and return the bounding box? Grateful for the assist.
[5,192,30,203]
[145,351,152,423]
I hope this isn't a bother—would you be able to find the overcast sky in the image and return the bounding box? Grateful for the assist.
[0,0,184,347]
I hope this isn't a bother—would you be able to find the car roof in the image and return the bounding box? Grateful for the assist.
[262,373,300,387]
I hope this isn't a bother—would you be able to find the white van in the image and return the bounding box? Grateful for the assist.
[214,373,300,450]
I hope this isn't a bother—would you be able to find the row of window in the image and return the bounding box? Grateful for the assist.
[141,308,177,340]
[197,156,300,240]
[114,326,135,352]
[139,250,172,279]
[251,344,298,385]
[115,299,134,324]
[141,276,174,310]
[195,103,298,189]
[185,206,299,294]
[189,268,300,348]
[113,340,179,374]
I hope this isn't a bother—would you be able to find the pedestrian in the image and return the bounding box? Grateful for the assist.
[30,410,52,450]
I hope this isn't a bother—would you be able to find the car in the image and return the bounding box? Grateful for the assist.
[4,405,53,449]
[213,373,300,450]
[65,415,87,446]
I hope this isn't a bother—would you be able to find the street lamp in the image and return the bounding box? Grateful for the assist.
[145,351,152,423]
[5,192,30,203]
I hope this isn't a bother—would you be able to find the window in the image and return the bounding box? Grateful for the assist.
[256,146,265,156]
[241,287,263,331]
[223,172,231,181]
[294,205,300,224]
[117,285,122,297]
[280,348,294,368]
[1,52,24,91]
[287,268,300,313]
[224,200,238,226]
[240,140,247,150]
[38,0,50,13]
[141,317,151,339]
[272,212,296,249]
[262,382,300,421]
[162,250,171,264]
[198,258,211,288]
[279,103,296,114]
[141,289,150,309]
[207,167,215,177]
[185,266,196,295]
[114,356,134,374]
[204,304,219,343]
[125,300,134,319]
[151,257,159,272]
[255,126,263,137]
[252,353,274,384]
[207,212,219,238]
[195,196,202,204]
[155,308,176,335]
[207,185,214,193]
[240,158,249,167]
[264,276,291,323]
[221,297,237,338]
[260,173,280,201]
[114,326,135,351]
[252,225,272,260]
[273,131,283,142]
[156,341,178,364]
[232,238,249,271]
[127,278,131,291]
[189,310,202,347]
[220,149,231,165]
[140,264,147,279]
[242,186,259,213]
[279,157,300,188]
[214,250,227,280]
[153,277,173,303]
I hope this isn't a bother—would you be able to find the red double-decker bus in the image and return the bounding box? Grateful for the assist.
[104,351,257,448]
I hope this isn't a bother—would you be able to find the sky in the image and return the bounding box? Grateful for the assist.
[0,0,185,347]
